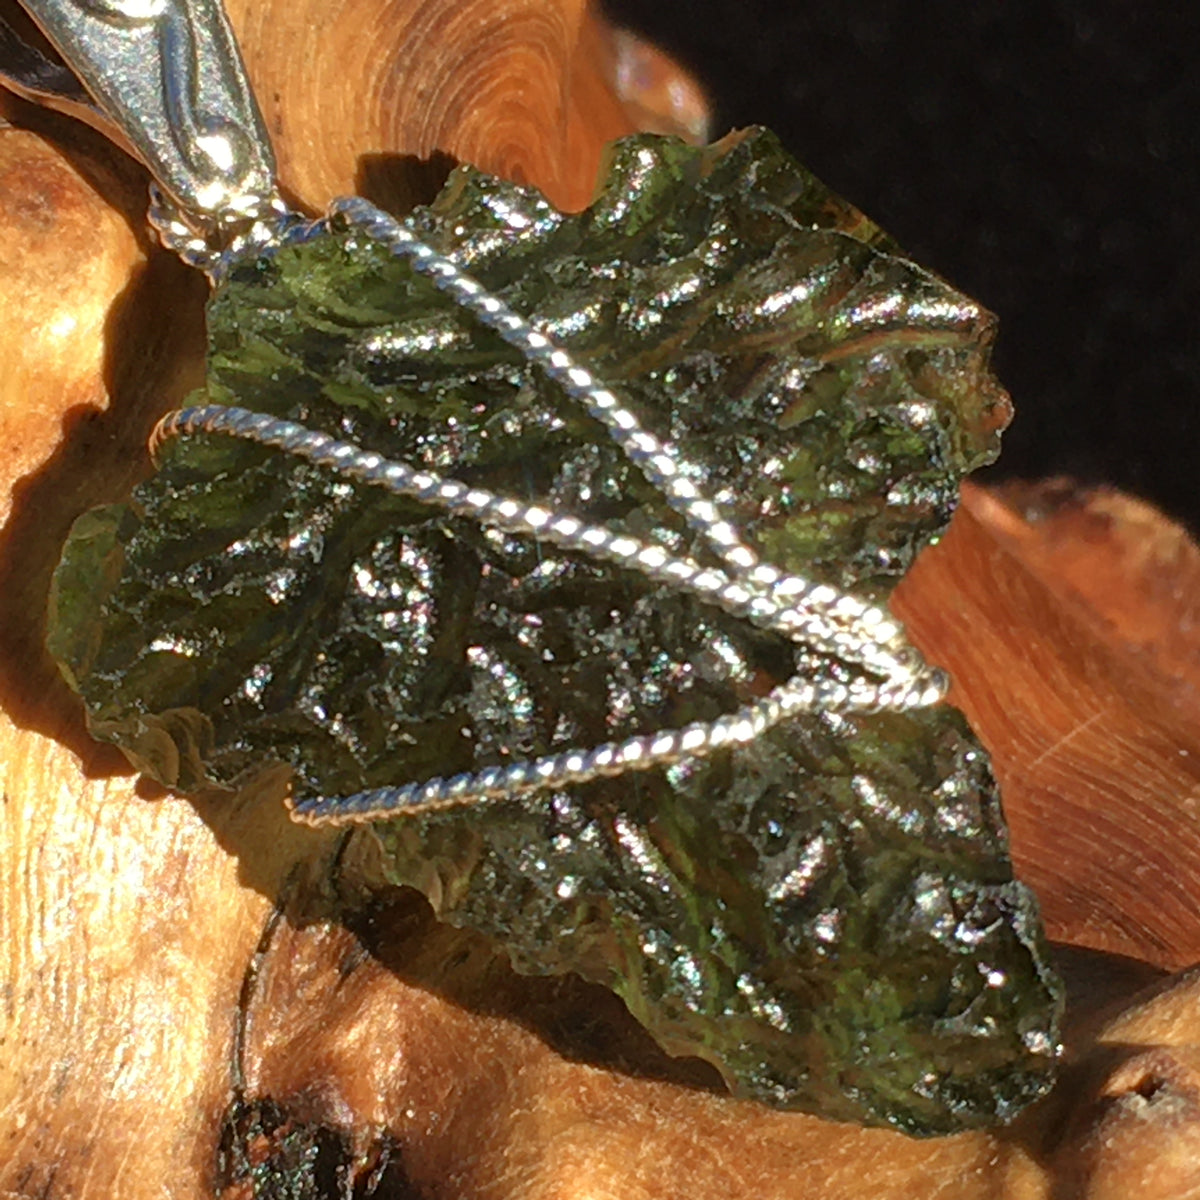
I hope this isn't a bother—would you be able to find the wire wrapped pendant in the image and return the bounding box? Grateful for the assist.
[47,125,1063,1133]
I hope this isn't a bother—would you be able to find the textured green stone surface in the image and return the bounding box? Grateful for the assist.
[49,128,1061,1133]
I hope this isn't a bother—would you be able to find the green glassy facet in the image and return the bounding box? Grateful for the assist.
[48,128,1061,1133]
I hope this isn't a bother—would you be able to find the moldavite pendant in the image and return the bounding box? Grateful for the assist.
[48,128,1063,1134]
[22,0,1060,1139]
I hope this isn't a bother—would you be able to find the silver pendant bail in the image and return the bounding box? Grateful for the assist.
[15,0,280,256]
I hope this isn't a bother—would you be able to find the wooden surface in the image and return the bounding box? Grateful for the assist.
[2,2,1200,1196]
[895,482,1200,971]
[223,0,703,215]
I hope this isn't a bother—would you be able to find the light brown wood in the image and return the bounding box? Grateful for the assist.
[223,0,676,214]
[0,115,251,1197]
[3,2,1200,1196]
[894,481,1200,970]
[233,903,1033,1200]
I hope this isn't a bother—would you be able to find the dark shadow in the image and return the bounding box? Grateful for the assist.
[1050,942,1168,1044]
[355,151,458,216]
[989,943,1177,1177]
[210,865,723,1197]
[347,886,727,1095]
[216,1096,424,1200]
[195,769,727,1099]
[0,96,208,772]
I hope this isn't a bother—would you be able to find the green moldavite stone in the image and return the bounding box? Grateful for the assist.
[49,127,1062,1134]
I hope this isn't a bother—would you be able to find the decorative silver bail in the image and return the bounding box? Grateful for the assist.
[15,0,279,257]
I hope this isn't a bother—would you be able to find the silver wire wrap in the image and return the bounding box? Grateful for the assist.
[151,200,949,825]
[147,183,293,275]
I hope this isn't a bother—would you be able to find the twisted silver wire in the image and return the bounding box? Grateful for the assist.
[153,407,915,677]
[333,197,767,579]
[148,183,295,276]
[329,199,927,669]
[150,205,949,825]
[283,670,936,823]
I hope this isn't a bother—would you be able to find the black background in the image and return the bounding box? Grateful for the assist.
[604,0,1200,531]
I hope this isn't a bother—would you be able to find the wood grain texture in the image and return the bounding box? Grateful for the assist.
[3,2,1200,1196]
[894,481,1200,970]
[223,0,672,214]
[227,894,1038,1200]
[0,115,252,1197]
